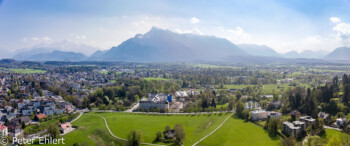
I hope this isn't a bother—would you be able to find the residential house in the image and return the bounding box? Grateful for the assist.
[318,112,331,124]
[282,121,306,138]
[163,130,175,139]
[299,116,316,127]
[335,118,348,128]
[35,114,47,121]
[59,122,72,134]
[21,105,34,116]
[19,116,31,125]
[8,118,23,138]
[0,124,8,137]
[267,111,282,119]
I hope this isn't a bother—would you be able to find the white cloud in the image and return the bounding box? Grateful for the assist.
[22,36,52,42]
[227,27,251,40]
[74,34,87,39]
[330,17,341,23]
[190,17,200,24]
[332,20,350,46]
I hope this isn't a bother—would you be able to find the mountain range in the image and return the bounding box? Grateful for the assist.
[94,27,248,62]
[325,47,350,60]
[8,27,350,62]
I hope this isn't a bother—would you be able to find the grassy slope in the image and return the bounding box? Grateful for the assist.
[39,112,283,146]
[100,112,229,145]
[198,117,280,146]
[324,129,350,140]
[33,114,124,146]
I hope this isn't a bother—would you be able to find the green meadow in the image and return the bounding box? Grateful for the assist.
[198,117,280,146]
[50,112,285,146]
[7,68,46,74]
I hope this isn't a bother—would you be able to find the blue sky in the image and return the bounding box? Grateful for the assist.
[0,0,350,57]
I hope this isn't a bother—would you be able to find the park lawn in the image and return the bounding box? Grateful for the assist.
[99,112,229,145]
[198,117,280,146]
[8,68,46,74]
[224,84,255,89]
[262,84,291,94]
[323,129,350,140]
[32,114,124,146]
[144,77,170,81]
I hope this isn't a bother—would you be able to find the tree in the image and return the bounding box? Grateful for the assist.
[211,98,216,108]
[155,131,162,142]
[21,121,26,129]
[165,125,171,132]
[343,84,350,104]
[127,130,142,146]
[48,124,60,139]
[281,135,297,146]
[305,136,323,146]
[235,100,245,118]
[227,99,235,111]
[327,136,341,146]
[174,124,185,145]
[273,92,279,101]
[267,118,279,137]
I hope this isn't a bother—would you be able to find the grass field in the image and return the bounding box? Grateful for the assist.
[323,129,350,140]
[198,117,280,146]
[7,68,46,74]
[34,113,124,146]
[144,77,170,81]
[225,83,311,94]
[102,112,228,145]
[54,112,281,146]
[224,84,254,89]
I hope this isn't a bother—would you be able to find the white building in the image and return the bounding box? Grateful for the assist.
[335,118,348,128]
[251,110,268,121]
[139,93,170,111]
[267,111,282,119]
[282,121,305,138]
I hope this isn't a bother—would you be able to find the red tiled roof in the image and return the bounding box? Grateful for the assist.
[36,114,47,119]
[60,122,72,130]
[0,124,7,130]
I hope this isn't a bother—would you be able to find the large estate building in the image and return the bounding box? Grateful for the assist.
[139,93,172,111]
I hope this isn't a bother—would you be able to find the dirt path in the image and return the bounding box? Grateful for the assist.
[192,113,234,146]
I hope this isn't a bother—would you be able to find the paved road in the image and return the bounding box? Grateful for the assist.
[192,113,234,146]
[126,102,139,112]
[324,125,342,131]
[70,111,84,123]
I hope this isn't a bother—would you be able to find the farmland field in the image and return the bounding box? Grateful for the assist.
[2,68,46,74]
